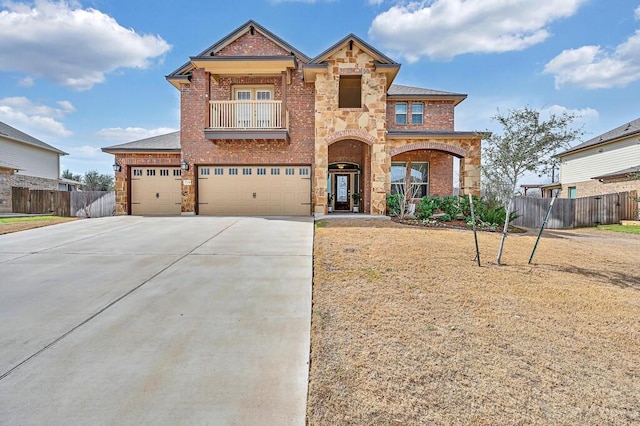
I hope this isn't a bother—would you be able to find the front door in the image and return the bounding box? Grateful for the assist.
[334,174,350,211]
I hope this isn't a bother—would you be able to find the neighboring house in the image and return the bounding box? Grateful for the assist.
[557,117,640,199]
[102,20,481,216]
[0,121,69,213]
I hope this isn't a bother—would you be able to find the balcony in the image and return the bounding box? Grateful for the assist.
[206,100,289,141]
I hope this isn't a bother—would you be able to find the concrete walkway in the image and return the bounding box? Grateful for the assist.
[0,216,313,425]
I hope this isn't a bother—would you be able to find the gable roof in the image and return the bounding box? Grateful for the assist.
[166,20,310,83]
[0,121,67,155]
[559,117,640,157]
[101,131,181,153]
[304,33,401,89]
[309,33,399,65]
[388,84,467,105]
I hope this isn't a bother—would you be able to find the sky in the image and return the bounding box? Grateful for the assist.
[1,0,639,181]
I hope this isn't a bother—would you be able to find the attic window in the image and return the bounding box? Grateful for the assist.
[339,75,361,108]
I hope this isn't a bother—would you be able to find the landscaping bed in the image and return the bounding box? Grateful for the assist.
[308,219,640,424]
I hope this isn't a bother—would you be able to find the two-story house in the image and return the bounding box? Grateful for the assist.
[102,20,481,216]
[0,121,70,213]
[556,117,640,199]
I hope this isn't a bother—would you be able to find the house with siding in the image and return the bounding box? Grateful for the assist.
[0,121,69,213]
[557,117,640,199]
[102,20,482,216]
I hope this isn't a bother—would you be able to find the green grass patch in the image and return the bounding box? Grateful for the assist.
[597,224,640,235]
[0,215,59,224]
[314,220,327,228]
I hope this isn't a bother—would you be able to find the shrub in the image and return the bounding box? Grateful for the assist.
[437,213,452,222]
[437,196,462,218]
[416,196,438,219]
[386,193,402,216]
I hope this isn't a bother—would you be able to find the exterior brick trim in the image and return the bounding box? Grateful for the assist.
[326,130,377,146]
[390,141,466,158]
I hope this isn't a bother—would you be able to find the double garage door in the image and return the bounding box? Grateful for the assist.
[198,165,311,216]
[130,167,182,215]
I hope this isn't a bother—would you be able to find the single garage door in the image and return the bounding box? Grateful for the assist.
[130,167,182,215]
[198,165,311,216]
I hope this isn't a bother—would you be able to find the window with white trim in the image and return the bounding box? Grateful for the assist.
[411,103,424,125]
[395,103,407,125]
[391,162,406,195]
[410,162,429,198]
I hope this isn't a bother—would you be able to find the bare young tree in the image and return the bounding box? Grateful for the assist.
[483,107,584,265]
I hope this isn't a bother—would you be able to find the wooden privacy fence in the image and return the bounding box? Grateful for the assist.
[11,187,115,217]
[512,191,638,229]
[70,191,115,217]
[11,187,71,216]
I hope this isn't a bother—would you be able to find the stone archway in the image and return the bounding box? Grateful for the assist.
[390,142,466,158]
[326,129,377,147]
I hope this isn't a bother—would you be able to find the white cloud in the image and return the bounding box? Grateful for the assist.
[540,105,599,134]
[543,30,640,89]
[369,0,384,5]
[0,96,74,138]
[18,76,34,87]
[0,0,171,90]
[636,5,640,21]
[368,0,586,62]
[68,145,103,159]
[97,126,178,142]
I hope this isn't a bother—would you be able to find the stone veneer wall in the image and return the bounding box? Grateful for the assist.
[314,47,388,215]
[0,172,59,213]
[112,153,181,215]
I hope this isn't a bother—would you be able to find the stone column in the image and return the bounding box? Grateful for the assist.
[314,139,328,214]
[370,141,388,214]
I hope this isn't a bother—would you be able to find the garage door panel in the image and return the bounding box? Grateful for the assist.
[198,165,310,216]
[131,168,181,215]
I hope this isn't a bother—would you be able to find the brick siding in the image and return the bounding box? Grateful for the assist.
[113,153,181,215]
[386,100,455,131]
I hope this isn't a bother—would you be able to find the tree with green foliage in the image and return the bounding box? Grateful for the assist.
[82,170,114,191]
[483,107,583,265]
[61,169,82,182]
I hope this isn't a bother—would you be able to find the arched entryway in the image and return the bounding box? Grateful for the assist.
[327,139,371,213]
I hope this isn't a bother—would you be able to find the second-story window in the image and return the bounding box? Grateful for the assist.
[339,76,362,108]
[411,103,424,125]
[395,102,407,124]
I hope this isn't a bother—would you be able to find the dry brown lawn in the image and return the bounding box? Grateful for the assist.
[308,220,640,425]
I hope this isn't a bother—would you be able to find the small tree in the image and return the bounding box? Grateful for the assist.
[389,178,423,219]
[78,170,114,217]
[483,107,583,265]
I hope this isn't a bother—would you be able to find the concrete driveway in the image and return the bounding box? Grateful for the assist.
[0,216,313,425]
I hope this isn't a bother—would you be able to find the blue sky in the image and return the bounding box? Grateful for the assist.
[1,0,639,180]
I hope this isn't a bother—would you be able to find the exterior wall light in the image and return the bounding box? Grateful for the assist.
[181,160,189,171]
[113,162,121,172]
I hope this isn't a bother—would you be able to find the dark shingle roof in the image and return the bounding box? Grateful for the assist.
[101,131,181,152]
[388,84,464,97]
[0,121,67,155]
[591,164,640,180]
[559,117,640,156]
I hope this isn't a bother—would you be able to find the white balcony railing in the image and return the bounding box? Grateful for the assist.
[209,100,284,129]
